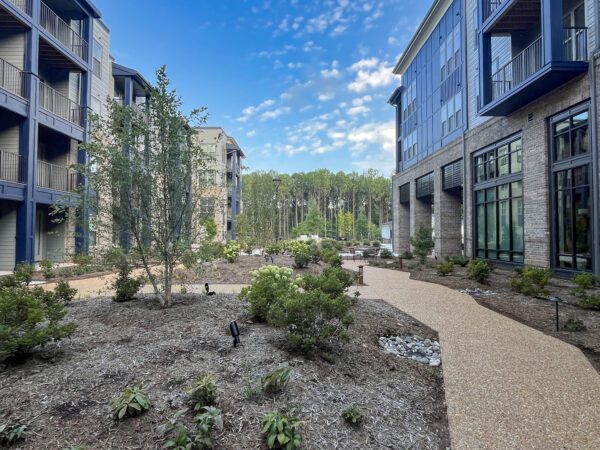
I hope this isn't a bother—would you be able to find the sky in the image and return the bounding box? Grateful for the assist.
[93,0,433,175]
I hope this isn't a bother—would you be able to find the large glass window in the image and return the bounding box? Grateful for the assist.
[440,24,461,80]
[92,39,103,78]
[551,106,593,271]
[474,137,522,183]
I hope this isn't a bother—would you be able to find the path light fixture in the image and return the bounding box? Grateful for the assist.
[205,283,215,296]
[358,265,364,285]
[549,296,562,332]
[229,320,241,347]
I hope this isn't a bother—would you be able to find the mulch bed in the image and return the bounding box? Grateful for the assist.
[0,293,449,449]
[177,254,330,285]
[392,262,600,373]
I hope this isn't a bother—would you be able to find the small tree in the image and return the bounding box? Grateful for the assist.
[410,226,434,262]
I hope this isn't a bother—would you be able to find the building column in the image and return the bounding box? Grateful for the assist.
[396,201,410,253]
[434,169,463,258]
[410,180,433,250]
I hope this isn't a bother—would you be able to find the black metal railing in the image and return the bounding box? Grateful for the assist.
[0,57,25,98]
[7,0,32,16]
[0,150,25,183]
[39,1,88,61]
[39,82,83,126]
[36,160,78,192]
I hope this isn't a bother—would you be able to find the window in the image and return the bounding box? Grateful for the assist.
[551,106,593,271]
[440,24,461,80]
[441,92,463,136]
[401,80,417,121]
[91,96,102,115]
[403,129,418,160]
[92,39,103,78]
[473,136,524,263]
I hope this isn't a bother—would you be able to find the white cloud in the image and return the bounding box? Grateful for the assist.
[246,130,256,137]
[287,62,304,69]
[346,120,395,155]
[347,105,370,116]
[349,57,379,71]
[260,106,291,120]
[348,58,397,93]
[318,92,335,101]
[238,98,276,122]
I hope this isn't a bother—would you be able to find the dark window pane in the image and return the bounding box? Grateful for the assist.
[498,184,509,199]
[476,164,485,183]
[511,181,523,197]
[498,154,509,176]
[572,111,588,126]
[511,149,522,173]
[477,204,486,249]
[512,197,524,252]
[554,133,570,160]
[557,189,573,255]
[556,170,570,189]
[476,190,485,204]
[574,187,592,258]
[499,199,510,250]
[572,126,589,156]
[486,202,497,250]
[513,253,524,263]
[573,166,589,186]
[486,187,496,202]
[554,118,570,134]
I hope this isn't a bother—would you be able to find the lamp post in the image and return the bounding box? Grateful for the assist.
[272,178,281,241]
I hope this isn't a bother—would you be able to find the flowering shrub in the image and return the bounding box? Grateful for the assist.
[239,266,301,321]
[282,240,308,256]
[223,241,242,263]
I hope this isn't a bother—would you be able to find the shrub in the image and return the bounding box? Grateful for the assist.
[362,240,370,246]
[54,280,77,304]
[223,241,241,263]
[342,405,364,426]
[307,243,322,264]
[467,260,492,283]
[300,267,354,299]
[194,406,224,449]
[199,241,224,262]
[265,242,282,255]
[0,423,27,447]
[110,384,151,420]
[371,241,380,248]
[0,275,17,288]
[73,254,93,267]
[261,367,290,394]
[563,316,586,332]
[180,250,200,269]
[268,289,353,353]
[322,249,342,267]
[580,294,600,310]
[261,411,302,450]
[400,251,414,260]
[409,227,434,262]
[293,252,310,269]
[0,285,77,362]
[14,263,34,286]
[572,272,597,297]
[511,266,552,296]
[436,261,454,276]
[102,247,128,269]
[239,266,300,322]
[449,255,470,267]
[379,249,393,259]
[189,374,218,410]
[112,263,144,303]
[39,259,55,279]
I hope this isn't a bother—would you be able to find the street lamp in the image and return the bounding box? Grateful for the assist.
[272,178,282,241]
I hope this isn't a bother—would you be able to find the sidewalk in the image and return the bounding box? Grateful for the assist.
[344,261,600,449]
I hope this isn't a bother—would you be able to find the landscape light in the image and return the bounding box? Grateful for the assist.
[205,283,215,296]
[549,296,562,332]
[229,320,241,347]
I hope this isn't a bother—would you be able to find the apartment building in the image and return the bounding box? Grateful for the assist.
[0,0,100,271]
[390,0,600,276]
[194,127,244,241]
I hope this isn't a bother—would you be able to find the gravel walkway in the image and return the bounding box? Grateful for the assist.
[344,261,600,449]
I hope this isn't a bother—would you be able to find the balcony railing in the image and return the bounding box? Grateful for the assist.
[0,58,25,98]
[483,0,506,21]
[39,1,88,61]
[7,0,32,16]
[0,150,25,183]
[36,160,78,192]
[39,82,84,126]
[490,37,543,101]
[563,27,588,62]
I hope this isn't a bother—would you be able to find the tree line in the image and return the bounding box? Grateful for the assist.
[236,169,392,245]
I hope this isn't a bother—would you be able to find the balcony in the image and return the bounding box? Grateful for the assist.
[6,0,32,16]
[39,82,84,126]
[481,28,588,116]
[36,160,78,192]
[39,1,88,62]
[0,58,25,98]
[0,150,25,183]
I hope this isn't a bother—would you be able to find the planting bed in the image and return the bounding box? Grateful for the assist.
[0,293,449,449]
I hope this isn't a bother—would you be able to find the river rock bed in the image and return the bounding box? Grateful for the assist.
[379,335,442,367]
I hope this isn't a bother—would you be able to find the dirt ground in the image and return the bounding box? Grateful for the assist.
[0,294,449,449]
[176,254,330,285]
[377,260,600,372]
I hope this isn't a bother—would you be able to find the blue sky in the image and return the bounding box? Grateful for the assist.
[94,0,433,174]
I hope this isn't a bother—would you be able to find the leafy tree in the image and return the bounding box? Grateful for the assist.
[292,200,324,236]
[410,226,434,262]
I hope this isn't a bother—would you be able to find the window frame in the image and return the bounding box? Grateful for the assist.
[92,39,103,79]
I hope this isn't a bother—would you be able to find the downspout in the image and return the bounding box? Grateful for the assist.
[461,0,469,257]
[590,0,600,276]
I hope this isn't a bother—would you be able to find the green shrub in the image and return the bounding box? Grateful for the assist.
[265,242,282,255]
[563,315,586,332]
[102,247,128,269]
[467,260,492,283]
[73,254,93,267]
[300,267,354,299]
[0,423,27,446]
[449,255,470,267]
[39,259,55,279]
[0,275,17,288]
[189,374,218,410]
[342,405,364,426]
[180,250,200,269]
[436,261,454,276]
[110,384,151,420]
[580,294,600,310]
[261,411,302,450]
[14,262,34,286]
[0,285,77,362]
[261,367,291,394]
[372,241,380,248]
[199,241,224,262]
[239,266,300,321]
[307,243,322,264]
[293,252,310,269]
[112,263,144,303]
[54,280,77,304]
[572,272,597,297]
[322,249,342,267]
[409,227,434,262]
[511,266,552,296]
[362,240,370,245]
[400,251,414,260]
[379,249,393,259]
[268,289,353,353]
[194,406,224,449]
[223,241,241,263]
